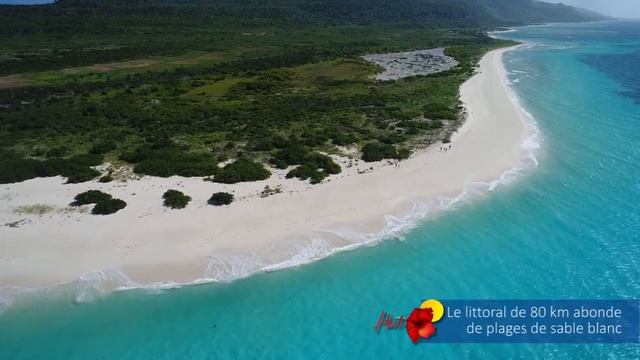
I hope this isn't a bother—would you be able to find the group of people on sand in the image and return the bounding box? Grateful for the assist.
[440,144,452,152]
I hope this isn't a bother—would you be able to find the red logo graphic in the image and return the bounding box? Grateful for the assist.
[406,307,436,343]
[375,299,444,344]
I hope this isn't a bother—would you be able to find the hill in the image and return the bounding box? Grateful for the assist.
[0,0,605,74]
[1,0,605,32]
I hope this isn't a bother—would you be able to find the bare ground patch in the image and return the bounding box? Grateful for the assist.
[0,75,32,89]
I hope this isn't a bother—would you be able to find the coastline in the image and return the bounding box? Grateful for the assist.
[0,46,537,300]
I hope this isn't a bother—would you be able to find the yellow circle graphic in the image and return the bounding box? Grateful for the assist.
[420,299,444,322]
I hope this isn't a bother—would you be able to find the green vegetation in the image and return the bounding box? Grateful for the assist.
[0,1,602,73]
[89,140,117,155]
[271,143,313,169]
[361,142,411,162]
[130,151,218,178]
[0,0,597,185]
[0,151,102,184]
[261,185,283,198]
[208,158,271,184]
[208,192,234,206]
[286,153,341,184]
[13,204,56,216]
[71,189,127,215]
[162,189,191,209]
[98,174,114,183]
[92,198,127,215]
[72,190,113,205]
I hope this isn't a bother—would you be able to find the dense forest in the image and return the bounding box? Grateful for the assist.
[0,0,603,184]
[0,0,603,74]
[1,0,604,31]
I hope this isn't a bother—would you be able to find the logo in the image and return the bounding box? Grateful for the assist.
[375,299,444,344]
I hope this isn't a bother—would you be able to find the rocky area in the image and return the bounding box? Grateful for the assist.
[362,48,458,80]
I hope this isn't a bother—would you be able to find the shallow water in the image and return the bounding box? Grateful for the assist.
[1,21,639,359]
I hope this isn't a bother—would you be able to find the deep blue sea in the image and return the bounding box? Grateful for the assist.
[0,21,639,359]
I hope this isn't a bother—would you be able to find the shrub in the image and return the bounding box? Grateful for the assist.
[0,157,41,184]
[271,135,291,149]
[92,198,127,215]
[331,132,357,146]
[302,133,328,147]
[63,166,101,184]
[67,154,104,167]
[46,146,70,157]
[379,133,406,144]
[41,154,103,183]
[423,103,458,120]
[396,148,412,160]
[285,152,341,184]
[72,190,113,205]
[0,152,103,184]
[31,147,46,157]
[131,150,218,177]
[120,145,152,163]
[210,158,271,184]
[208,192,234,206]
[269,158,289,169]
[306,153,341,175]
[89,140,117,154]
[271,143,309,166]
[34,158,67,177]
[226,79,287,98]
[251,138,275,151]
[429,119,444,129]
[99,174,114,183]
[287,164,326,184]
[162,189,192,209]
[72,190,127,215]
[361,142,398,162]
[149,135,178,150]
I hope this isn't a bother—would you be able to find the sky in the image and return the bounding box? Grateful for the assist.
[545,0,640,18]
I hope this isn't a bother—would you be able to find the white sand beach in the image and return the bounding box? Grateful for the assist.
[0,46,534,290]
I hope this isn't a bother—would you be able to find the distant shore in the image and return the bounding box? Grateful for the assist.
[0,46,533,292]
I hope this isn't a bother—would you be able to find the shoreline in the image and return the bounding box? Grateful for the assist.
[0,46,538,303]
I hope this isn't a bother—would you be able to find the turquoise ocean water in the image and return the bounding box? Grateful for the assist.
[1,21,639,359]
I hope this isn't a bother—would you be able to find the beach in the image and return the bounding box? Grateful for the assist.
[0,46,531,290]
[3,21,638,360]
